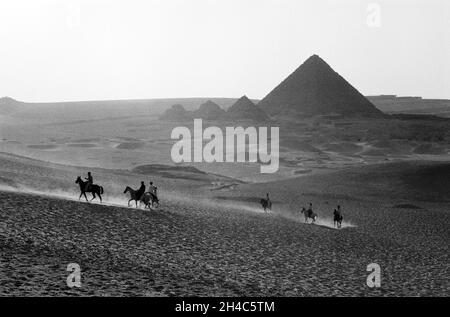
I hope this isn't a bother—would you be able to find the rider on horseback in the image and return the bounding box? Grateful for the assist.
[148,181,157,198]
[333,205,343,228]
[84,172,93,192]
[136,181,146,201]
[307,202,313,213]
[334,205,342,216]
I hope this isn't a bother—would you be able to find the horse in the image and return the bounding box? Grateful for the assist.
[260,198,272,212]
[300,207,317,223]
[75,176,104,202]
[333,209,343,228]
[123,186,144,208]
[141,192,160,209]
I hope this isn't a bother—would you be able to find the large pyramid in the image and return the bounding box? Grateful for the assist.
[227,95,269,121]
[258,55,383,117]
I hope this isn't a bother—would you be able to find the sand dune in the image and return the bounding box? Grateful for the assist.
[0,153,448,296]
[1,187,447,296]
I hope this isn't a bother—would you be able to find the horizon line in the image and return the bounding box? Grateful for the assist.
[3,94,450,105]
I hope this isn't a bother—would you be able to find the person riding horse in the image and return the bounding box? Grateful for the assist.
[136,181,146,201]
[148,181,157,198]
[301,202,318,223]
[84,172,93,192]
[143,181,159,208]
[333,205,343,228]
[260,193,272,212]
[76,174,104,202]
[123,181,159,209]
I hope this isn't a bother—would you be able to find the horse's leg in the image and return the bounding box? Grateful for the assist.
[83,192,88,202]
[98,192,102,203]
[91,192,96,201]
[79,192,83,200]
[128,199,132,207]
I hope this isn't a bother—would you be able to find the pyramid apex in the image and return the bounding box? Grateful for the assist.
[258,55,383,117]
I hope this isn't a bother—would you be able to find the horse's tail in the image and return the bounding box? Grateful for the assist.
[100,186,104,195]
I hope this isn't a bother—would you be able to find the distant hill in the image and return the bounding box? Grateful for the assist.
[7,97,241,124]
[227,96,269,121]
[367,95,450,117]
[0,97,22,115]
[258,55,384,117]
[193,100,226,120]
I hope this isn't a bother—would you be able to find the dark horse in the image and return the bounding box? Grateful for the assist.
[333,209,343,228]
[123,186,142,208]
[75,176,104,202]
[300,207,317,223]
[260,198,272,212]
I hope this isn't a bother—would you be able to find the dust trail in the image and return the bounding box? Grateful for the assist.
[0,184,137,210]
[0,184,356,229]
[169,194,357,229]
[162,192,267,214]
[0,184,267,215]
[276,207,357,229]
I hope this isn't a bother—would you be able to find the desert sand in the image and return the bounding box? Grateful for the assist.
[0,152,448,296]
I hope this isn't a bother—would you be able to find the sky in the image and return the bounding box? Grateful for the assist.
[0,0,448,102]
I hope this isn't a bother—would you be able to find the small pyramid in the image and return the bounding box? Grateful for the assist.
[194,100,226,120]
[227,95,269,121]
[258,55,383,117]
[160,104,191,121]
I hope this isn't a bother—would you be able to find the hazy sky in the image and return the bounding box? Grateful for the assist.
[0,0,448,102]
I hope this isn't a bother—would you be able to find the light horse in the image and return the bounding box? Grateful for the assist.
[75,176,104,202]
[141,192,159,209]
[123,186,159,209]
[333,209,343,228]
[300,207,318,223]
